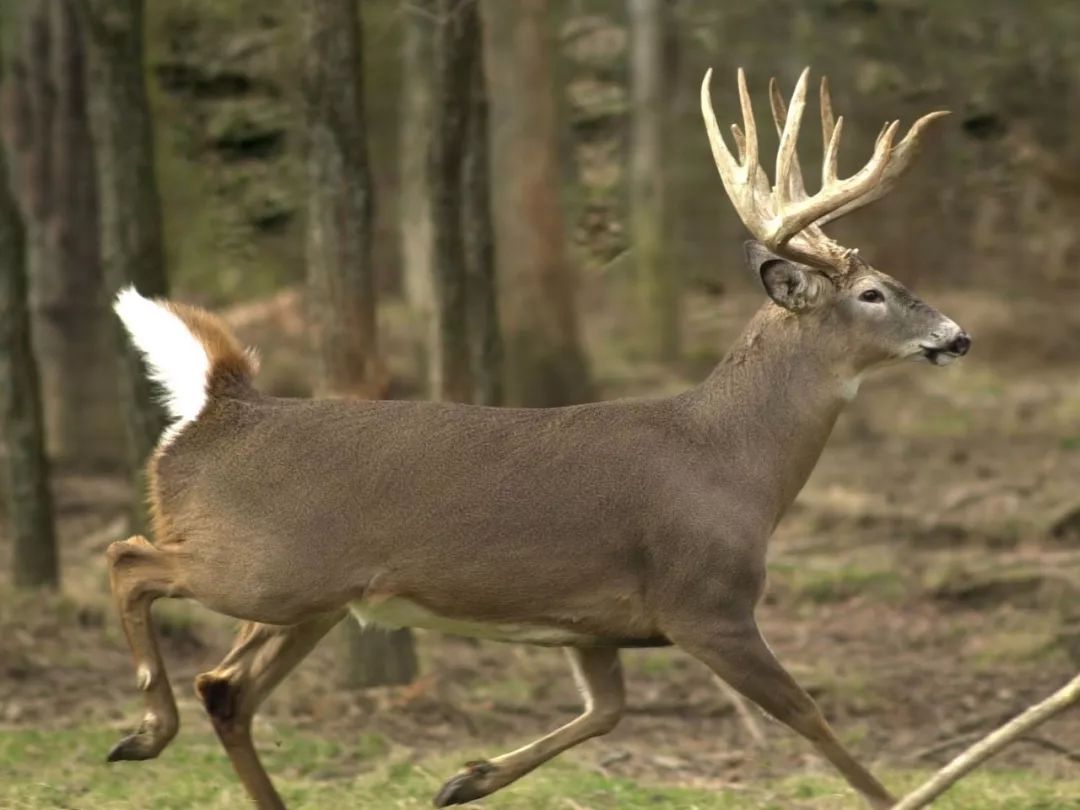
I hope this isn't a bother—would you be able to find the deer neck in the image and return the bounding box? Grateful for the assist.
[684,303,860,523]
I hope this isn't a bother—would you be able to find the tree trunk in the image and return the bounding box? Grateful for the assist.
[399,0,436,391]
[629,0,679,361]
[428,0,476,403]
[301,0,416,688]
[480,0,591,407]
[343,625,419,689]
[463,15,502,407]
[2,0,120,472]
[0,135,59,588]
[76,0,168,530]
[302,0,384,397]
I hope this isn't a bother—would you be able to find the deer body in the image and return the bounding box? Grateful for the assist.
[150,301,853,643]
[164,392,686,640]
[105,69,969,810]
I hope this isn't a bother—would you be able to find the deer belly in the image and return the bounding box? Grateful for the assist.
[348,597,597,646]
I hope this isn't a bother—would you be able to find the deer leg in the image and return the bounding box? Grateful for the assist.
[194,610,346,810]
[433,646,624,807]
[105,535,187,762]
[671,619,895,810]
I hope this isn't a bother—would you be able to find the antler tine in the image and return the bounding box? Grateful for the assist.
[769,77,807,201]
[774,68,809,208]
[772,119,899,247]
[700,69,738,186]
[817,110,949,226]
[873,120,895,149]
[730,123,746,163]
[736,120,777,202]
[768,77,786,134]
[701,68,773,242]
[822,115,843,186]
[735,68,759,183]
[820,77,836,152]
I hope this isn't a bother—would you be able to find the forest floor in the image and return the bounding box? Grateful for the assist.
[2,285,1080,809]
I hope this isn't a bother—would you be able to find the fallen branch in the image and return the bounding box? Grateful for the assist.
[910,729,983,762]
[913,729,1080,765]
[1018,734,1080,765]
[891,672,1080,810]
[714,675,766,746]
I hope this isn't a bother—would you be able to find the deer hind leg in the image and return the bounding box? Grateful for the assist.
[194,610,346,810]
[670,619,895,810]
[434,646,625,807]
[106,535,188,762]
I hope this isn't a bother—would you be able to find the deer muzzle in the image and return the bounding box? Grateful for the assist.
[920,324,971,366]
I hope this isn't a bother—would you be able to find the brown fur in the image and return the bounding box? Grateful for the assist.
[162,300,258,396]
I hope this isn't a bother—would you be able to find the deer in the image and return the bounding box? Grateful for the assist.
[104,67,968,810]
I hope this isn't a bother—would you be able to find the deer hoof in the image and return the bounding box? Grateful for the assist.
[432,760,498,806]
[106,732,160,762]
[105,714,175,762]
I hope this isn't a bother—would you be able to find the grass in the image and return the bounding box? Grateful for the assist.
[3,725,1080,809]
[769,561,908,606]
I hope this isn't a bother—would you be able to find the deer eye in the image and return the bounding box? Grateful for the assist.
[858,289,884,304]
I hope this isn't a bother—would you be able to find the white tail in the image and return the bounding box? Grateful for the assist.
[114,286,211,430]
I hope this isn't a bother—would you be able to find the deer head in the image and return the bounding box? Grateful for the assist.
[701,68,970,373]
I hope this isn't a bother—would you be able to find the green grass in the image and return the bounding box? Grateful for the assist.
[770,562,908,606]
[3,725,1080,809]
[1059,435,1080,451]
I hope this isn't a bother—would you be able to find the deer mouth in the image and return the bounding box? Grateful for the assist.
[920,346,956,365]
[919,333,971,366]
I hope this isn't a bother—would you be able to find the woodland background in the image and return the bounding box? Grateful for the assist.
[1,1,1079,808]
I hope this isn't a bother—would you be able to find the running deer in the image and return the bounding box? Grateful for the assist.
[105,68,968,809]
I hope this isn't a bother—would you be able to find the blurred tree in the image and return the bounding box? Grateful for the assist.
[428,0,474,403]
[1,0,120,471]
[0,130,59,588]
[401,0,502,405]
[629,0,680,361]
[463,10,501,407]
[481,0,591,407]
[302,0,384,399]
[75,0,168,531]
[399,0,436,386]
[301,0,416,688]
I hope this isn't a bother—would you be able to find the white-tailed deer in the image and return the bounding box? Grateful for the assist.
[105,68,968,809]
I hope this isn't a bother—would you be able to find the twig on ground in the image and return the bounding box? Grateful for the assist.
[1014,734,1080,764]
[554,701,731,718]
[911,730,983,762]
[714,675,766,746]
[590,749,631,779]
[913,729,1080,764]
[891,672,1080,810]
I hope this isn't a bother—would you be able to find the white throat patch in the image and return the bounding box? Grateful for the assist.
[840,373,864,402]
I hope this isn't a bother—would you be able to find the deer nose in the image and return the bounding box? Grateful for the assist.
[947,332,971,356]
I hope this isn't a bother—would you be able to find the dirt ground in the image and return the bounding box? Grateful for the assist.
[2,285,1079,806]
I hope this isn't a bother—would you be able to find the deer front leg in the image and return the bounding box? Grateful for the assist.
[669,618,896,810]
[434,646,625,807]
[194,610,347,810]
[105,535,187,762]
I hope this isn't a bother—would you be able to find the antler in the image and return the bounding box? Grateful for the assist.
[701,67,948,270]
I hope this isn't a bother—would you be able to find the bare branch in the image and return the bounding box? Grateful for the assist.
[715,675,766,746]
[891,673,1080,810]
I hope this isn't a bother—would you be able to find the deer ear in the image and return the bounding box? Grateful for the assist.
[743,240,827,312]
